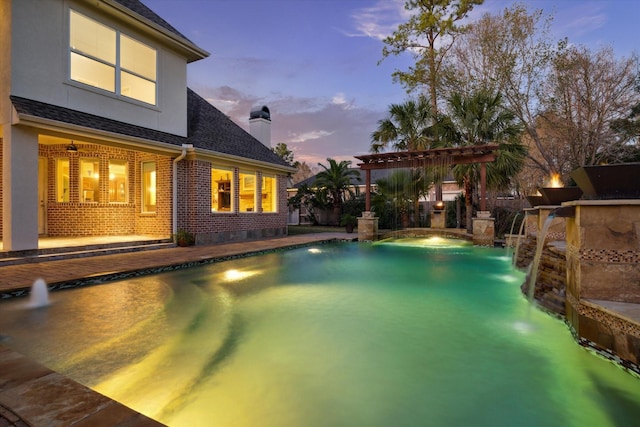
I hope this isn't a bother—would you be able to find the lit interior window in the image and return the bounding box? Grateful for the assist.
[142,161,156,213]
[108,160,128,203]
[239,171,256,212]
[56,158,70,202]
[69,10,157,105]
[262,174,277,212]
[80,158,100,202]
[212,167,233,212]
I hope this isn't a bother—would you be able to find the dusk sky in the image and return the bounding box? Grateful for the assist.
[142,0,639,167]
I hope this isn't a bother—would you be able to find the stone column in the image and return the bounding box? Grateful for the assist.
[430,207,446,229]
[472,211,494,246]
[564,200,640,364]
[357,211,378,241]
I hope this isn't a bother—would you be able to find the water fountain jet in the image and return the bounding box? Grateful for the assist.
[27,278,50,308]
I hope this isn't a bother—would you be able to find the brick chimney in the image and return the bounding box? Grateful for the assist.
[249,105,271,148]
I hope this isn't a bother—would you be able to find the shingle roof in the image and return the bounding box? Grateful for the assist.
[10,93,290,169]
[186,89,290,167]
[112,0,191,43]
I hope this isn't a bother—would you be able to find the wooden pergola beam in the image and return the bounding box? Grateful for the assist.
[355,144,499,212]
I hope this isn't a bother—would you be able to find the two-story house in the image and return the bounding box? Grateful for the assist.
[1,0,294,251]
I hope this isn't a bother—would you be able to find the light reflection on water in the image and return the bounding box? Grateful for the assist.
[0,239,639,427]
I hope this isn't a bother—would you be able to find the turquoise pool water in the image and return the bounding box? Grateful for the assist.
[1,238,639,426]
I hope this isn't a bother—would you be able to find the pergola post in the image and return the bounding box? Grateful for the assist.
[365,169,371,212]
[480,162,487,212]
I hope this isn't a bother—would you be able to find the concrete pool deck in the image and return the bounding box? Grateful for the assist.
[0,232,354,426]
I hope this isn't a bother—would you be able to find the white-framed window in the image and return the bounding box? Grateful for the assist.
[239,171,256,212]
[56,158,70,203]
[142,161,156,213]
[108,160,128,203]
[211,167,234,212]
[262,174,277,212]
[80,158,100,202]
[69,9,157,105]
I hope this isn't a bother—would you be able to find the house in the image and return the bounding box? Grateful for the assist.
[0,0,295,251]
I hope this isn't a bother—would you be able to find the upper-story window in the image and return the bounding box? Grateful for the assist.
[69,10,157,105]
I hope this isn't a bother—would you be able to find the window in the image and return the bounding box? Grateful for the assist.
[142,161,156,213]
[56,159,70,202]
[212,167,233,212]
[239,171,256,212]
[109,160,128,203]
[262,174,277,212]
[69,10,157,105]
[80,158,100,202]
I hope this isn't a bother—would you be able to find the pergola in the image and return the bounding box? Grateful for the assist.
[355,144,500,213]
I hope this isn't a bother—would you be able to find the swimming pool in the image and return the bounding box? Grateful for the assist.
[1,238,639,426]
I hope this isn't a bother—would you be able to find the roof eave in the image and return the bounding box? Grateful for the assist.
[13,112,185,155]
[99,0,210,62]
[193,147,296,174]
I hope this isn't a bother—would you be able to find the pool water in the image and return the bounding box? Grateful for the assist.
[1,238,639,426]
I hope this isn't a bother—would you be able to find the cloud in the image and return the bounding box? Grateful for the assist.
[345,0,406,40]
[196,84,386,167]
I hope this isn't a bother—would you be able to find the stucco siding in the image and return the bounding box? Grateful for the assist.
[9,0,189,137]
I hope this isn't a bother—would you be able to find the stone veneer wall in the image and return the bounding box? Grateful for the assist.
[176,158,288,244]
[565,201,640,365]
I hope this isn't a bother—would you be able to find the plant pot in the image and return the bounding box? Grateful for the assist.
[345,224,354,233]
[570,163,640,199]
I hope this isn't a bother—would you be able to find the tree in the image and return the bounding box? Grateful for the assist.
[314,159,361,225]
[443,4,640,184]
[371,96,452,200]
[272,142,296,166]
[371,96,441,152]
[291,161,317,185]
[444,90,525,232]
[542,45,640,169]
[381,0,483,115]
[443,4,557,177]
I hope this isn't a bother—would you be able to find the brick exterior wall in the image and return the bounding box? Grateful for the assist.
[35,144,173,237]
[0,140,288,243]
[177,158,288,244]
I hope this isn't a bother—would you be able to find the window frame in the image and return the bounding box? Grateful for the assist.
[79,158,100,203]
[141,161,157,213]
[69,9,157,106]
[211,166,234,213]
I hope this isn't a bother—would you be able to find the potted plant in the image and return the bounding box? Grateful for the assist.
[174,229,195,247]
[340,213,358,233]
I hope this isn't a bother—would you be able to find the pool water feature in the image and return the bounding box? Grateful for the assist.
[1,238,639,426]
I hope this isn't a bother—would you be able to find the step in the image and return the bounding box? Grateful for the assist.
[0,240,176,266]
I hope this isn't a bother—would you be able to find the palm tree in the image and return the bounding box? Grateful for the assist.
[371,96,450,200]
[371,96,437,152]
[444,90,526,232]
[314,158,361,225]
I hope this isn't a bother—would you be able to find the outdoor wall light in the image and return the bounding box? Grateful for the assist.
[66,141,78,152]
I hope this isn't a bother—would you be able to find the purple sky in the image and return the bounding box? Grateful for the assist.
[143,0,639,167]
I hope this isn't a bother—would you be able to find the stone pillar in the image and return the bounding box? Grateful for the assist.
[357,211,378,241]
[472,211,494,246]
[430,207,446,229]
[564,200,640,364]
